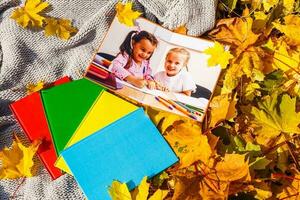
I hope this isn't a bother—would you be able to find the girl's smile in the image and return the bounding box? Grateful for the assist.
[132,39,156,64]
[165,52,187,76]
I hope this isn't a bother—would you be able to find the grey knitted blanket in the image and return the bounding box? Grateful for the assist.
[0,0,216,199]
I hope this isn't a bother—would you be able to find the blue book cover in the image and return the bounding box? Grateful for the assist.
[61,108,178,200]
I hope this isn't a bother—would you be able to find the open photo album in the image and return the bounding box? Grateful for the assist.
[85,17,221,121]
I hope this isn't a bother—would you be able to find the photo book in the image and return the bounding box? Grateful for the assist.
[85,17,221,122]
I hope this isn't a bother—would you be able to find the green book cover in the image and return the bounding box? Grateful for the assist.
[41,78,105,155]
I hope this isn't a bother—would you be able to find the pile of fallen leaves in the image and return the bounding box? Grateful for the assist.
[143,0,300,199]
[129,0,300,199]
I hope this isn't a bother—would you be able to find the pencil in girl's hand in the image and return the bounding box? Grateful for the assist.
[155,96,173,110]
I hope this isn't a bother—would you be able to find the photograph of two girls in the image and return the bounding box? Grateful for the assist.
[86,17,221,121]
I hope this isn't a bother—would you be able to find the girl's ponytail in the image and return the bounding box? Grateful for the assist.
[120,30,138,56]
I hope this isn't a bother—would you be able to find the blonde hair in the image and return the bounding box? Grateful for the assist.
[166,48,190,69]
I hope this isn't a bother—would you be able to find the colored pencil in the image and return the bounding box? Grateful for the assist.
[175,101,202,116]
[175,101,193,113]
[154,96,173,110]
[184,103,204,114]
[158,96,197,120]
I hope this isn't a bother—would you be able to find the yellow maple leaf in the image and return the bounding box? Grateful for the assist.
[11,0,49,28]
[108,176,168,200]
[199,154,250,198]
[209,93,237,127]
[283,71,300,96]
[135,176,149,200]
[273,15,300,46]
[204,42,233,69]
[173,154,250,200]
[209,10,267,94]
[251,93,300,146]
[165,122,212,168]
[148,190,168,200]
[108,181,132,200]
[44,18,78,40]
[244,82,261,101]
[209,12,260,56]
[173,25,187,35]
[283,0,295,14]
[262,0,279,12]
[222,69,239,94]
[26,80,45,95]
[273,43,300,72]
[253,11,269,33]
[172,176,203,200]
[146,107,190,134]
[115,2,142,27]
[215,154,250,182]
[221,46,265,94]
[0,135,41,179]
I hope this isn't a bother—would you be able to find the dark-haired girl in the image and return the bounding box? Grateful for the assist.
[110,30,158,88]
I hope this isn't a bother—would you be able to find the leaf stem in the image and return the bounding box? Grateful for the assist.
[283,133,300,170]
[263,134,300,155]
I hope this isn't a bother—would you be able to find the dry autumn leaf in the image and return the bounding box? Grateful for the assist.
[44,18,78,40]
[209,9,269,94]
[273,15,300,46]
[283,71,300,96]
[214,154,250,182]
[26,81,45,95]
[148,190,169,200]
[273,43,300,72]
[108,181,132,200]
[209,10,260,56]
[115,2,142,27]
[276,174,300,200]
[204,41,234,69]
[0,135,41,179]
[146,108,189,134]
[172,176,202,200]
[200,154,251,199]
[253,11,269,33]
[251,93,300,146]
[173,25,187,35]
[165,122,212,168]
[172,154,250,200]
[135,176,149,200]
[262,0,278,12]
[11,0,49,28]
[282,0,295,14]
[108,176,168,200]
[209,93,237,127]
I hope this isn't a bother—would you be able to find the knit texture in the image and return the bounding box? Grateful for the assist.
[0,0,216,199]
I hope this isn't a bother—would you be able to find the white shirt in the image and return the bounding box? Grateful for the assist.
[154,69,196,93]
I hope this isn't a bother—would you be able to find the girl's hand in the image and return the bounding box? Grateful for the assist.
[146,80,156,90]
[155,82,169,92]
[133,79,147,88]
[125,75,146,88]
[182,90,192,96]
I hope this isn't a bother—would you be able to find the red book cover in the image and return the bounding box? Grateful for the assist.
[10,76,71,179]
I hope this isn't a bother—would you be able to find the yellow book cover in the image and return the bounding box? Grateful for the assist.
[55,91,138,174]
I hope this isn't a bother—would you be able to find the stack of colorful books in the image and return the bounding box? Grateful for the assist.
[10,76,178,200]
